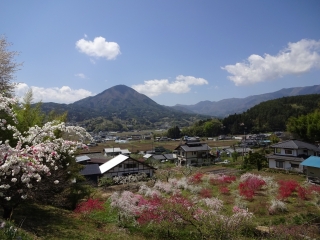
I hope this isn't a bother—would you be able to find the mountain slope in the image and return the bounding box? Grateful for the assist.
[40,85,208,130]
[173,84,320,117]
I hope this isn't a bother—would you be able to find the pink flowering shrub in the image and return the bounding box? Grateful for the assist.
[210,174,236,185]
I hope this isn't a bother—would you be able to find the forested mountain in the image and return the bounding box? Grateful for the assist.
[40,85,208,132]
[173,84,320,117]
[221,94,320,135]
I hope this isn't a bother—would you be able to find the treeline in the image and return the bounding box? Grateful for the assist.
[170,94,320,138]
[222,94,320,135]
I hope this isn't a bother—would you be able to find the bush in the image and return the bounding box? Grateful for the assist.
[74,198,105,217]
[277,180,299,200]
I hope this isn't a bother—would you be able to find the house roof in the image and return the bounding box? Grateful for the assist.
[121,149,131,155]
[224,148,252,153]
[301,156,320,168]
[80,164,101,175]
[152,154,166,160]
[104,147,121,153]
[164,154,177,160]
[88,158,109,164]
[266,154,304,162]
[99,154,129,174]
[99,154,155,174]
[76,155,91,163]
[143,153,152,159]
[270,140,320,152]
[178,143,211,152]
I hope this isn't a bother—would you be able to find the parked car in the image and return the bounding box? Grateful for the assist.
[221,160,230,164]
[87,142,98,147]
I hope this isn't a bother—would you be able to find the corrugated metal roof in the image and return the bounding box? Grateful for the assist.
[143,154,152,159]
[99,154,129,174]
[270,140,320,152]
[121,149,131,154]
[104,147,121,153]
[80,164,101,175]
[76,155,91,162]
[301,156,320,168]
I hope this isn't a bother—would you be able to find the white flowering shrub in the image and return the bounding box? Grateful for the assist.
[268,199,287,214]
[0,93,91,218]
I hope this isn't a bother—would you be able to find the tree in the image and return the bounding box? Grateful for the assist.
[287,110,320,143]
[242,152,268,171]
[167,126,181,139]
[0,36,22,97]
[0,93,91,219]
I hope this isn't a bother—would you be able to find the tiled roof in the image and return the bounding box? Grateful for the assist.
[80,164,101,175]
[164,154,177,160]
[266,154,304,162]
[152,155,166,160]
[270,140,320,152]
[180,143,211,152]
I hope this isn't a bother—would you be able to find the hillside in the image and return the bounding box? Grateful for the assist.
[221,94,320,134]
[40,85,209,131]
[173,84,320,117]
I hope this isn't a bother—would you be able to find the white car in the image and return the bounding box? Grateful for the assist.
[221,160,230,164]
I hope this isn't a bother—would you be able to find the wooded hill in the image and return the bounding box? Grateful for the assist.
[221,94,320,135]
[40,85,209,132]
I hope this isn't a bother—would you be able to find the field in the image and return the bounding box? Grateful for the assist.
[4,162,320,240]
[82,139,239,154]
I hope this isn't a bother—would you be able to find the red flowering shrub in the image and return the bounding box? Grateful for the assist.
[277,180,299,200]
[219,186,230,194]
[199,188,213,198]
[239,177,266,200]
[220,175,236,184]
[297,186,311,200]
[189,172,204,184]
[74,198,104,216]
[309,184,320,194]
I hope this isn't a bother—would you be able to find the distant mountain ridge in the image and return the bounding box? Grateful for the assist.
[172,84,320,117]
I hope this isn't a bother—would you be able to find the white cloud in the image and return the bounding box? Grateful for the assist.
[222,39,320,86]
[15,83,94,104]
[75,73,86,79]
[76,36,121,60]
[132,75,208,97]
[84,34,88,38]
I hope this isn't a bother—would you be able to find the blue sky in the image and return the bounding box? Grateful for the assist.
[1,1,320,106]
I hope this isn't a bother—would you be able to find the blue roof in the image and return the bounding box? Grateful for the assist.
[301,156,320,168]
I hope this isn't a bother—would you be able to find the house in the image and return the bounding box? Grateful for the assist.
[267,140,320,172]
[175,140,211,166]
[301,156,320,184]
[104,148,131,156]
[99,154,155,178]
[224,147,253,156]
